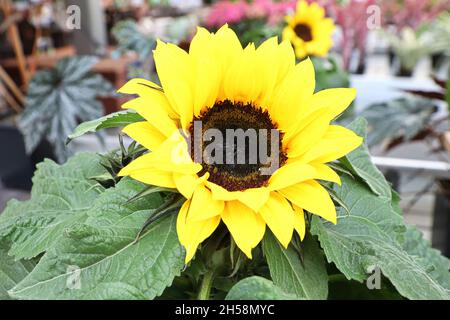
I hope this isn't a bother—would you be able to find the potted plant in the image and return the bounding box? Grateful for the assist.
[0,24,449,301]
[18,55,114,163]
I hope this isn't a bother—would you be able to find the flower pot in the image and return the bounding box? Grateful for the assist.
[390,54,415,77]
[431,53,445,72]
[388,50,396,67]
[354,62,366,75]
[432,179,450,258]
[395,65,414,77]
[0,125,56,191]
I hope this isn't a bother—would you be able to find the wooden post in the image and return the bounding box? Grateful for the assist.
[0,81,21,113]
[0,65,25,105]
[0,0,29,87]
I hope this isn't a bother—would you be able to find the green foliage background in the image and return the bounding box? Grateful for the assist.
[0,114,449,300]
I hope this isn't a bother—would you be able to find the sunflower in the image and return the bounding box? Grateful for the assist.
[283,1,335,59]
[118,25,362,263]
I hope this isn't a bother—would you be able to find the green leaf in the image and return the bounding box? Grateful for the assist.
[112,20,156,61]
[402,226,450,289]
[262,232,328,300]
[225,276,297,300]
[66,111,144,144]
[341,118,392,201]
[0,240,35,300]
[360,97,436,148]
[0,153,107,260]
[112,20,157,79]
[313,56,350,92]
[310,174,450,300]
[9,178,184,300]
[18,56,114,162]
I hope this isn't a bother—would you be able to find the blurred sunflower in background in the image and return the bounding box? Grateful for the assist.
[118,25,362,263]
[283,0,336,58]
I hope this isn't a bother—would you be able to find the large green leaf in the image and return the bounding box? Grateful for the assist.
[310,174,450,300]
[18,56,114,162]
[9,178,184,300]
[341,118,392,201]
[360,97,436,148]
[112,20,155,61]
[262,232,328,300]
[0,153,107,260]
[66,111,144,144]
[402,226,450,290]
[226,276,297,300]
[112,20,156,79]
[0,240,35,300]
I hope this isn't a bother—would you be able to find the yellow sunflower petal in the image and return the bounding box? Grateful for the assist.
[118,134,202,175]
[276,40,296,83]
[177,200,221,263]
[310,88,357,120]
[207,182,270,212]
[254,37,280,106]
[122,122,166,151]
[268,162,317,190]
[118,78,178,118]
[214,24,243,67]
[268,58,315,132]
[126,167,176,189]
[154,40,194,129]
[188,184,225,222]
[279,180,337,224]
[309,2,326,19]
[173,173,209,200]
[236,187,270,212]
[293,205,306,240]
[285,109,332,158]
[297,125,363,164]
[311,163,341,185]
[224,44,264,104]
[122,97,178,138]
[283,104,330,143]
[213,24,243,101]
[221,201,266,259]
[190,27,222,116]
[259,192,294,248]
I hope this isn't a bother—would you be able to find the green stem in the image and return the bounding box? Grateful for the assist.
[198,270,215,300]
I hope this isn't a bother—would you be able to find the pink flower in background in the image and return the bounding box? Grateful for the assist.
[380,0,450,31]
[205,1,249,28]
[324,0,376,71]
[205,0,296,28]
[263,0,297,25]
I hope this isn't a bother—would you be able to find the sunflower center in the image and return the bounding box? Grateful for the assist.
[294,23,313,42]
[188,100,286,192]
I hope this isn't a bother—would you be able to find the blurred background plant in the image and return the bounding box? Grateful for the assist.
[380,0,449,31]
[379,0,450,76]
[384,26,439,77]
[205,0,295,46]
[111,19,156,79]
[18,56,114,162]
[326,0,376,74]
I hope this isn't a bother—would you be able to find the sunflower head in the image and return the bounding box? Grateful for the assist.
[117,25,362,264]
[283,1,336,59]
